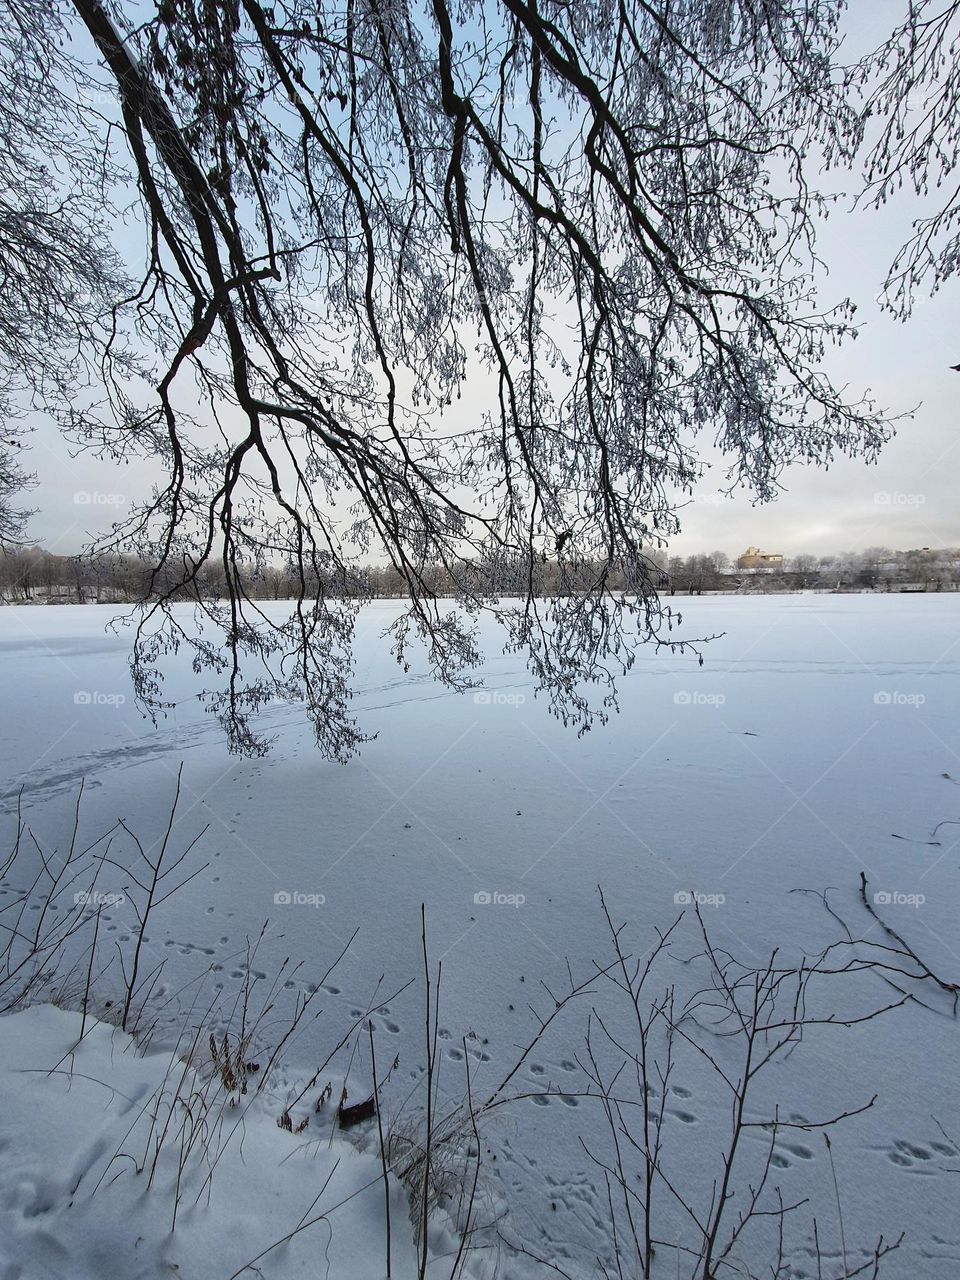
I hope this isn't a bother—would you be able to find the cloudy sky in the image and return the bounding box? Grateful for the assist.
[19,0,959,564]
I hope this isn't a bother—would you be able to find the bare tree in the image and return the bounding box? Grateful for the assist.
[790,553,818,574]
[0,0,125,546]
[18,1,918,752]
[538,892,906,1279]
[848,1,960,317]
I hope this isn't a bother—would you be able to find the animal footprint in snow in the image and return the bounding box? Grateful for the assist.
[899,1139,932,1160]
[780,1142,813,1160]
[772,1141,813,1168]
[888,1138,936,1168]
[668,1109,697,1125]
[170,940,215,956]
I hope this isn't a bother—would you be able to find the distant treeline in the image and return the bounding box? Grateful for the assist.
[1,545,959,604]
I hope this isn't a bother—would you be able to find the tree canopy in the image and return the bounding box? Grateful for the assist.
[0,0,124,544]
[2,0,957,753]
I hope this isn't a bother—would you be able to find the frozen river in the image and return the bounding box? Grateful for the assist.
[1,593,958,1277]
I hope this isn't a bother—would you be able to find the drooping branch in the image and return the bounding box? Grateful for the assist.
[38,0,897,754]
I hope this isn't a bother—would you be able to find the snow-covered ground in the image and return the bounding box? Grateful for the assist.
[0,1004,427,1279]
[1,594,959,1277]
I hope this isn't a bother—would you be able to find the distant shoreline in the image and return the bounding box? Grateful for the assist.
[2,584,957,607]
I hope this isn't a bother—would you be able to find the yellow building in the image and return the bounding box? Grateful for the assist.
[737,546,784,571]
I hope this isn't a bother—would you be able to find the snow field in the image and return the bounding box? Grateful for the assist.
[1,593,959,1276]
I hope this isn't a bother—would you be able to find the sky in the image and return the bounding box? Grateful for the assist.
[17,0,959,565]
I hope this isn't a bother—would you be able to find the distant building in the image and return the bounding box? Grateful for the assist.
[737,546,784,571]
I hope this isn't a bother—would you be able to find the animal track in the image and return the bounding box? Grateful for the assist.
[668,1109,697,1125]
[770,1140,814,1168]
[163,938,214,956]
[876,1136,947,1172]
[780,1142,813,1160]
